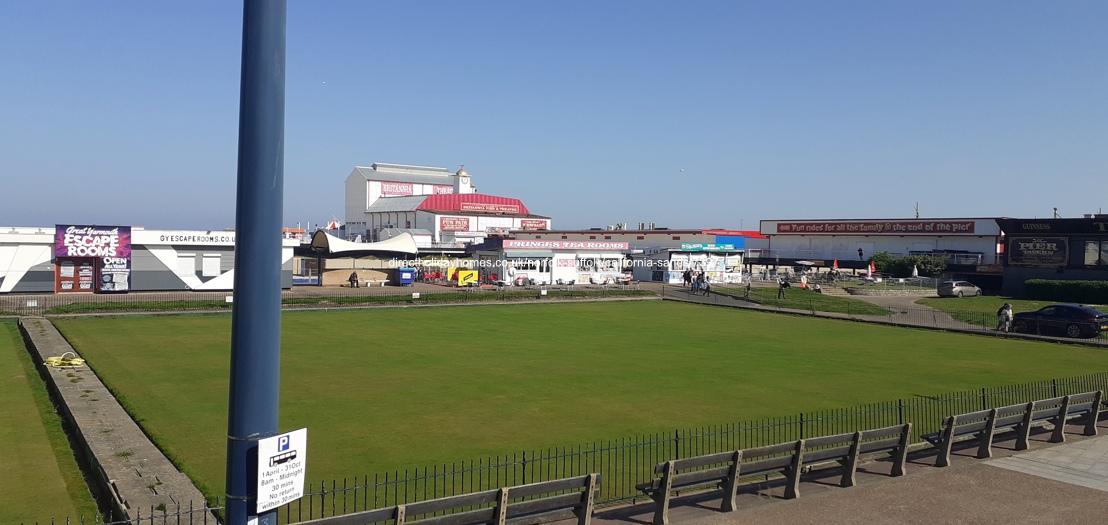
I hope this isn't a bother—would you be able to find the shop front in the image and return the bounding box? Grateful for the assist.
[996,216,1108,296]
[632,244,744,284]
[471,239,630,285]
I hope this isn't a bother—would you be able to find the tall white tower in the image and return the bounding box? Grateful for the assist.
[453,166,475,194]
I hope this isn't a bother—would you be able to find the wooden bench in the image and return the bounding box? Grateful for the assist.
[925,391,1102,468]
[298,474,599,525]
[636,423,911,525]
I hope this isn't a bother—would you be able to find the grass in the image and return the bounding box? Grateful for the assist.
[713,285,890,315]
[0,320,98,523]
[49,301,1108,502]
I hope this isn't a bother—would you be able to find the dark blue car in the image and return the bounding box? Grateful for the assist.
[1012,304,1108,338]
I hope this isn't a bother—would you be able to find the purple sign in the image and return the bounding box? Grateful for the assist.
[55,225,132,293]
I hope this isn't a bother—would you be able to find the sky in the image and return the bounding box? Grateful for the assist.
[1,1,1105,232]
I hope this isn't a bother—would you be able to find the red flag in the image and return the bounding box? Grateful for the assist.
[868,261,876,276]
[832,259,839,269]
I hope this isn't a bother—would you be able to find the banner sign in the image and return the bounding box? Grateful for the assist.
[55,225,132,293]
[520,219,548,230]
[440,217,471,232]
[775,221,976,235]
[680,243,736,252]
[460,202,520,214]
[56,225,131,258]
[380,182,414,196]
[433,185,453,194]
[1008,237,1069,267]
[503,240,628,250]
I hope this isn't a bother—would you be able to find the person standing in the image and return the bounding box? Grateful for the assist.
[702,275,711,297]
[744,279,752,300]
[857,247,864,261]
[777,278,789,299]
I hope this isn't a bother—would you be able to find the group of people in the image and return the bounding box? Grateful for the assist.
[682,269,712,296]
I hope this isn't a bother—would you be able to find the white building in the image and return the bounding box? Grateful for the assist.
[0,224,297,294]
[345,163,550,247]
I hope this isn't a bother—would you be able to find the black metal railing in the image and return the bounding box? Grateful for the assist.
[269,373,1108,521]
[0,284,650,317]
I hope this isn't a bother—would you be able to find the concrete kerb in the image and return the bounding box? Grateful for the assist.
[17,317,212,522]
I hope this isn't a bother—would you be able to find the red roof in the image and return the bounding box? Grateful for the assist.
[416,193,531,215]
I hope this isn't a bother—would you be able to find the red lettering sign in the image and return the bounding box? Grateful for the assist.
[439,217,471,232]
[520,219,548,230]
[775,221,976,235]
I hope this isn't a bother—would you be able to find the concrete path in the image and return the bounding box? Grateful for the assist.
[18,317,210,521]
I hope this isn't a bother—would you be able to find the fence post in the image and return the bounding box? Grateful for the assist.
[674,429,680,459]
[799,412,805,439]
[1052,378,1058,397]
[521,451,527,484]
[981,388,987,410]
[898,399,904,425]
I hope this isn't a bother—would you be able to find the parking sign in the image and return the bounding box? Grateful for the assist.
[256,428,307,512]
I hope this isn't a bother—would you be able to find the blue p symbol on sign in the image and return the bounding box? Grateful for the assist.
[278,436,290,452]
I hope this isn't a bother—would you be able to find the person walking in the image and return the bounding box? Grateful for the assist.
[702,275,711,297]
[777,278,789,299]
[858,247,864,260]
[744,279,752,300]
[997,303,1014,332]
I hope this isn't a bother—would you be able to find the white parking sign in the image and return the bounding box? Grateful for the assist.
[256,428,307,513]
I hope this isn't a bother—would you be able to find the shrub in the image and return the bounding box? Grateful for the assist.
[1024,280,1108,304]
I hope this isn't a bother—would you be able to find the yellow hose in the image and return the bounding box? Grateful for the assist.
[44,351,85,368]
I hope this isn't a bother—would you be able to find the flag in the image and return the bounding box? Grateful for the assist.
[912,264,919,277]
[832,258,839,269]
[867,262,875,277]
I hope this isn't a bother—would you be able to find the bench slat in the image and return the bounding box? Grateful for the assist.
[950,420,988,437]
[1069,392,1098,403]
[994,414,1026,428]
[1031,408,1064,421]
[740,455,793,476]
[669,466,732,488]
[803,445,852,464]
[297,506,398,525]
[804,433,854,448]
[414,507,497,525]
[860,424,908,440]
[858,436,901,454]
[406,490,499,517]
[508,476,593,499]
[668,451,738,471]
[743,441,800,459]
[507,508,577,525]
[506,492,584,518]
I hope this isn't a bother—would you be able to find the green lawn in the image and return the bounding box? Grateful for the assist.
[714,284,890,315]
[0,320,98,523]
[52,301,1108,501]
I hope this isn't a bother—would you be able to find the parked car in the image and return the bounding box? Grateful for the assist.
[1012,304,1108,338]
[937,280,982,297]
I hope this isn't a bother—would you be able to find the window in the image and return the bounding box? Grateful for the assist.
[202,254,221,277]
[590,236,596,239]
[637,236,644,240]
[604,235,612,240]
[1085,240,1108,266]
[176,254,196,276]
[672,236,681,240]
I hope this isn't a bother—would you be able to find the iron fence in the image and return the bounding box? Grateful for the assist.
[35,372,1108,525]
[266,372,1108,523]
[0,284,648,317]
[667,284,1108,345]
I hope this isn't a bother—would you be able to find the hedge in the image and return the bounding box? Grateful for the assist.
[1023,279,1108,304]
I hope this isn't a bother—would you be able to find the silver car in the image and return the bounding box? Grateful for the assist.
[937,280,982,298]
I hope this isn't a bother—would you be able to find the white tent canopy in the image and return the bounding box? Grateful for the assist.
[309,230,417,257]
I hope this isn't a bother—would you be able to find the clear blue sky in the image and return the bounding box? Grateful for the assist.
[2,1,1105,231]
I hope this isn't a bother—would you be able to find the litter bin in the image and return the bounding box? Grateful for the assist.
[397,267,416,286]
